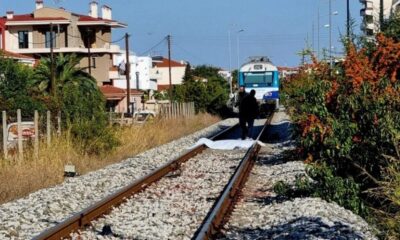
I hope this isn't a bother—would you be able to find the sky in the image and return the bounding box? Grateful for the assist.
[0,0,363,69]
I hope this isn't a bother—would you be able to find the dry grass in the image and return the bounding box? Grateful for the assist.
[0,114,219,204]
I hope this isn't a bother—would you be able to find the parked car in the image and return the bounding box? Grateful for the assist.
[6,122,35,149]
[133,110,156,123]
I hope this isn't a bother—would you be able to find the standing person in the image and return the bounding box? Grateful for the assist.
[239,89,259,140]
[233,86,247,113]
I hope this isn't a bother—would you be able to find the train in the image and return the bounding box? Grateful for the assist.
[237,56,280,110]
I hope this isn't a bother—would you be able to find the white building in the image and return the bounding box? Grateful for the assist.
[112,53,160,93]
[152,57,187,91]
[360,0,400,36]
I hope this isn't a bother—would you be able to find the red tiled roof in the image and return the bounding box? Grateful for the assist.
[77,14,113,23]
[128,89,144,95]
[1,50,35,60]
[100,85,144,100]
[157,84,174,91]
[3,14,68,22]
[100,85,125,95]
[277,66,299,71]
[155,58,186,68]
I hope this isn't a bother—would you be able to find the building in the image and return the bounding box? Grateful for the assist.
[152,57,187,91]
[1,0,126,85]
[1,50,36,66]
[112,54,161,93]
[360,0,400,36]
[277,67,299,79]
[100,85,144,113]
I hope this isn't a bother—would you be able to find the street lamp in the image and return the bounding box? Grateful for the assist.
[236,29,244,75]
[316,2,338,60]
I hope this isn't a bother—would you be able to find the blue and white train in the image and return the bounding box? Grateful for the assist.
[238,56,280,109]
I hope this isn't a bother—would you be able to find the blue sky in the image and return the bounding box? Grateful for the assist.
[1,0,363,69]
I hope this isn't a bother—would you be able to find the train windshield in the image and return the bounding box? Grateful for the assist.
[243,72,274,87]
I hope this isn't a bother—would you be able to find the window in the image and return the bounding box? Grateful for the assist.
[243,72,274,87]
[18,31,29,49]
[92,57,96,68]
[45,31,56,48]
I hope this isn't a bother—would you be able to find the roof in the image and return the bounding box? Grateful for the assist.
[1,50,35,60]
[3,14,68,22]
[2,8,126,27]
[155,58,186,68]
[100,85,143,100]
[158,84,179,91]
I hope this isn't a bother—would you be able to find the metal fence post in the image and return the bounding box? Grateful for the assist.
[17,109,23,160]
[47,111,51,147]
[34,110,39,158]
[57,111,61,136]
[2,111,7,159]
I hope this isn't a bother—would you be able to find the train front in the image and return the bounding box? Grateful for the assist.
[238,58,280,109]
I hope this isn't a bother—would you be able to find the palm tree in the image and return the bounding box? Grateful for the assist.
[33,53,98,96]
[33,53,105,121]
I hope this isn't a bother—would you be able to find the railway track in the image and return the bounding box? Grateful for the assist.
[33,115,273,239]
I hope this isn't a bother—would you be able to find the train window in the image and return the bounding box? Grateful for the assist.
[243,72,274,87]
[254,65,263,70]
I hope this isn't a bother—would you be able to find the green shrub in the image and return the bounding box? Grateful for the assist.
[274,164,367,217]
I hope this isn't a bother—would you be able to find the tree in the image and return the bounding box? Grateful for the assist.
[33,53,117,154]
[0,54,45,116]
[179,65,229,115]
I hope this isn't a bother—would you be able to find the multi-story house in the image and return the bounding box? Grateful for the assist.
[360,0,400,37]
[112,54,160,93]
[152,57,187,91]
[1,0,126,85]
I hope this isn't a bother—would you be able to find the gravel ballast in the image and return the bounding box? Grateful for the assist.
[74,148,247,239]
[0,119,237,239]
[218,110,377,240]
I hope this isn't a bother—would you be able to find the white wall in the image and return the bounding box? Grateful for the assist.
[113,54,158,91]
[154,66,186,86]
[5,26,33,51]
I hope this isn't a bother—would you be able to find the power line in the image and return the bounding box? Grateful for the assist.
[139,37,167,55]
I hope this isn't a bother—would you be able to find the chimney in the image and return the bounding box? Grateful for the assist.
[35,0,44,10]
[6,11,14,20]
[89,1,98,18]
[102,5,112,20]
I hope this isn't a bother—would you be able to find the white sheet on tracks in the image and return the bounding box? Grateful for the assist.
[190,138,255,150]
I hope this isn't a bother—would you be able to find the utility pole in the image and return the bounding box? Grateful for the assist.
[167,34,172,101]
[380,0,384,30]
[125,33,131,114]
[317,5,320,59]
[329,0,333,71]
[50,23,56,98]
[87,29,92,75]
[346,0,350,39]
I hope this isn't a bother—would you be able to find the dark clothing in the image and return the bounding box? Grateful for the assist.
[239,94,259,120]
[239,94,259,140]
[235,91,248,108]
[239,117,255,140]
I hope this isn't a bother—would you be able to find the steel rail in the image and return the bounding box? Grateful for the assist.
[193,113,274,240]
[33,123,237,240]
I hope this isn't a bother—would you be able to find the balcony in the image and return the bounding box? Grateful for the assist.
[11,44,122,55]
[360,8,373,17]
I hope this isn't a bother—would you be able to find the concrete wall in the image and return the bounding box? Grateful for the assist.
[5,26,33,51]
[155,66,186,86]
[34,7,71,19]
[79,53,112,84]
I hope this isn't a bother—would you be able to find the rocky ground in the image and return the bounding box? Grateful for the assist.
[218,110,377,240]
[0,119,237,239]
[73,149,247,239]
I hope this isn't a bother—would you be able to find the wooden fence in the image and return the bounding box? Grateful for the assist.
[1,110,61,160]
[1,102,196,158]
[159,102,196,119]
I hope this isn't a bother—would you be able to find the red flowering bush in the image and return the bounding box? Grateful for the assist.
[282,33,400,238]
